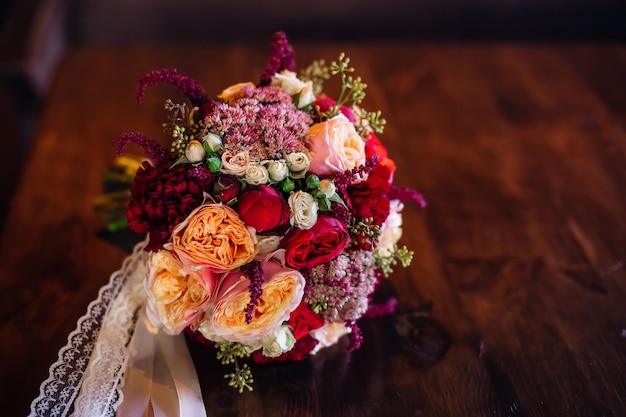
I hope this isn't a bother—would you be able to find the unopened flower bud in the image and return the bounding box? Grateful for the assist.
[185,140,206,163]
[281,177,295,193]
[306,174,320,190]
[207,156,222,173]
[203,133,222,153]
[319,179,336,198]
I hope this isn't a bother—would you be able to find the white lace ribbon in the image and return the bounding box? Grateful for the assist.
[29,240,207,417]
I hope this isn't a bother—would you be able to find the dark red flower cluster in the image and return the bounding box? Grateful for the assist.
[127,162,205,251]
[348,163,392,226]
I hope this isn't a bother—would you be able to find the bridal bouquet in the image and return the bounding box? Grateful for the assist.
[116,32,425,392]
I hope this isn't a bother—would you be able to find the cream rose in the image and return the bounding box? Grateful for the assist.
[377,199,404,257]
[221,150,250,176]
[305,114,366,176]
[285,152,311,179]
[264,159,289,182]
[310,322,352,354]
[245,163,270,185]
[168,203,258,272]
[297,81,315,108]
[184,140,206,163]
[199,256,305,345]
[146,250,217,335]
[288,191,318,229]
[257,235,282,255]
[270,70,315,108]
[260,325,296,357]
[218,81,255,103]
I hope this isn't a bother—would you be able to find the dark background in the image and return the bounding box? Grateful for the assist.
[0,0,624,232]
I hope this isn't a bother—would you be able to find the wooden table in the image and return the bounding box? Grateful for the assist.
[2,41,625,417]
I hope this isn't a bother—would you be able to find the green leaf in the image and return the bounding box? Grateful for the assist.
[170,154,190,169]
[107,218,129,232]
[329,193,347,207]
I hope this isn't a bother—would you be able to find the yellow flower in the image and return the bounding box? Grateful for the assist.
[169,203,258,272]
[218,82,255,103]
[146,250,217,334]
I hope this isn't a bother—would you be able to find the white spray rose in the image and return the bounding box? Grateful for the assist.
[265,159,289,182]
[245,163,270,185]
[270,70,315,108]
[257,235,282,254]
[297,80,315,108]
[221,150,250,176]
[260,325,296,358]
[285,152,311,179]
[288,191,318,229]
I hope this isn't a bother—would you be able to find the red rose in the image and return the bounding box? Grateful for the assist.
[251,335,318,363]
[282,215,349,269]
[314,96,356,122]
[287,302,325,340]
[212,174,241,204]
[238,185,290,233]
[348,163,391,226]
[365,132,396,174]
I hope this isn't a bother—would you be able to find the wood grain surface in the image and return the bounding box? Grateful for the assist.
[1,41,625,416]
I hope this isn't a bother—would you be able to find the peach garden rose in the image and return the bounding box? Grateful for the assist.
[218,81,255,103]
[198,252,305,347]
[305,113,366,176]
[168,203,258,272]
[146,250,218,335]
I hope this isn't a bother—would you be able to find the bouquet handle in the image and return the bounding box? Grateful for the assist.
[116,312,206,417]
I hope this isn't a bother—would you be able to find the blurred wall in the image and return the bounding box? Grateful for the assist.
[0,0,624,229]
[66,0,626,45]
